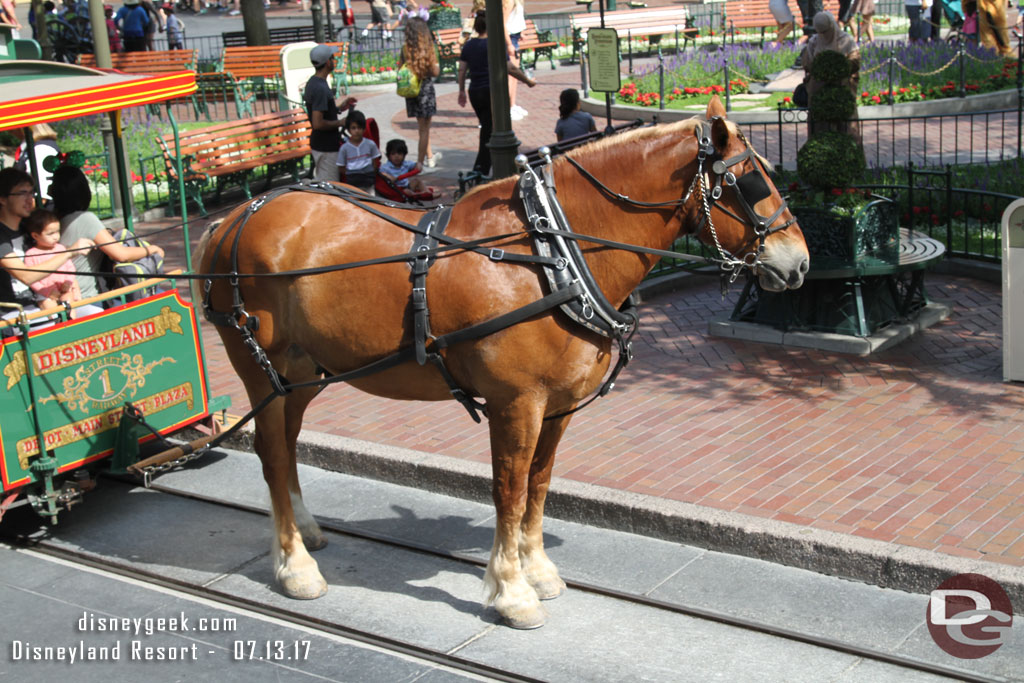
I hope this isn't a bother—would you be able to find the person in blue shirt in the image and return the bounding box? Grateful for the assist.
[115,0,150,52]
[554,88,597,142]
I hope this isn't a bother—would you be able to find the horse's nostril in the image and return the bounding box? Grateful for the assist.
[799,258,809,274]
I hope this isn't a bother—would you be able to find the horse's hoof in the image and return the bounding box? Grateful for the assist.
[533,578,566,601]
[502,606,547,630]
[304,535,328,552]
[280,574,328,600]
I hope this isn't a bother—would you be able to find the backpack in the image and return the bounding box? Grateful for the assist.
[97,227,165,305]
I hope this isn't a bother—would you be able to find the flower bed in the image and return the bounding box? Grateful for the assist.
[618,41,1015,111]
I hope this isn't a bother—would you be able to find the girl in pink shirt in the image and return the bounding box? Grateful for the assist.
[23,208,84,316]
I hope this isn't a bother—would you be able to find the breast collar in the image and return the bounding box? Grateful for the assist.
[517,154,639,342]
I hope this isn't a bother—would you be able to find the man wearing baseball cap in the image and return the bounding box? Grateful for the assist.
[304,44,358,182]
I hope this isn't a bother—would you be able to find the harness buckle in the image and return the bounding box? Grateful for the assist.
[412,287,427,309]
[711,185,722,200]
[724,172,736,186]
[489,248,505,261]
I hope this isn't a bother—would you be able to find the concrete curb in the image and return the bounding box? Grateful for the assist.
[209,425,1024,608]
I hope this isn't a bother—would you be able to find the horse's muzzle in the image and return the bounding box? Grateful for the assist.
[757,256,809,292]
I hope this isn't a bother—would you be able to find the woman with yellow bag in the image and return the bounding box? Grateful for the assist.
[397,17,441,169]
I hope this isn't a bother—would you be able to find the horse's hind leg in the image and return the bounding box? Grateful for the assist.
[519,414,571,601]
[484,397,548,629]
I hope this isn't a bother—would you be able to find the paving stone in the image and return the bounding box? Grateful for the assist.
[648,550,928,651]
[456,589,913,682]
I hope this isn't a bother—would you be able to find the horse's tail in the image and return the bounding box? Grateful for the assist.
[189,218,222,306]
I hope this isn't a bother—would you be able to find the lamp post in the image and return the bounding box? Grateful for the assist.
[312,0,325,42]
[485,0,519,178]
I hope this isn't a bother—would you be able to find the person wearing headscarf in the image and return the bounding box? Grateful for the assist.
[800,12,861,135]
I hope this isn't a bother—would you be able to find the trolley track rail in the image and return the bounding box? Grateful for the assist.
[3,465,1009,683]
[4,540,539,683]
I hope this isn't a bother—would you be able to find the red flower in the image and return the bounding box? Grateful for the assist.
[788,182,800,191]
[146,173,155,182]
[830,188,843,196]
[782,96,791,103]
[871,95,881,104]
[101,171,108,179]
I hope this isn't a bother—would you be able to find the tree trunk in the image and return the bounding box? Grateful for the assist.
[31,0,53,60]
[241,0,270,45]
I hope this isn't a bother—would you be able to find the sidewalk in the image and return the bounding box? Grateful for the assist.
[146,60,1024,604]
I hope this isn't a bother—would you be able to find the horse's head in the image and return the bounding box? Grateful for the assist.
[687,97,809,292]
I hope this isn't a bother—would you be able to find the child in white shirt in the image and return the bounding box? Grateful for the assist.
[336,110,380,193]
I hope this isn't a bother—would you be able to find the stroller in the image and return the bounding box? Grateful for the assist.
[936,0,966,31]
[343,116,439,204]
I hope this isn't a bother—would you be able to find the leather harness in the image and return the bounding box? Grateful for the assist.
[202,119,792,425]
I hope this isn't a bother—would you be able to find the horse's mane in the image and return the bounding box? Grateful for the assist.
[459,115,745,200]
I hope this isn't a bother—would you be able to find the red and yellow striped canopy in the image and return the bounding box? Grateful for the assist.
[0,61,196,131]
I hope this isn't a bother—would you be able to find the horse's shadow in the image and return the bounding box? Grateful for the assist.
[290,504,565,621]
[6,483,563,624]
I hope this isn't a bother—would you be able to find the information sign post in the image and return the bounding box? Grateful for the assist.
[587,28,621,133]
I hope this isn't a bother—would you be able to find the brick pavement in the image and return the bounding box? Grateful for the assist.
[144,61,1024,575]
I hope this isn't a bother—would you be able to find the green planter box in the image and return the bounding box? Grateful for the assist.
[428,8,462,30]
[730,195,932,337]
[792,196,899,271]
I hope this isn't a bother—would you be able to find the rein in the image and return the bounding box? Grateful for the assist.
[560,120,796,285]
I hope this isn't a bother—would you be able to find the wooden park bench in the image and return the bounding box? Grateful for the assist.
[721,0,842,45]
[518,19,559,71]
[198,42,349,118]
[78,49,203,117]
[435,19,556,79]
[78,49,197,73]
[570,7,695,65]
[434,27,465,80]
[157,108,310,216]
[221,25,317,47]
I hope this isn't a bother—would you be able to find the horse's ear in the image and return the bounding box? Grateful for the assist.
[706,95,726,120]
[710,115,731,152]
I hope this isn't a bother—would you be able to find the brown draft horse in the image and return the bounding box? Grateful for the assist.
[196,98,809,629]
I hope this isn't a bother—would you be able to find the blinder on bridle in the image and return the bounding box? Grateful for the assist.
[691,118,796,282]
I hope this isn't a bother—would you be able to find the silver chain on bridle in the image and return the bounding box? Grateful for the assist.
[564,119,795,283]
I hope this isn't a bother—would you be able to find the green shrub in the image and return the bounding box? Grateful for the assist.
[809,49,853,84]
[809,85,857,122]
[797,131,866,190]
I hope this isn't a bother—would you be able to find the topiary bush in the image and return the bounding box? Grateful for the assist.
[797,131,866,190]
[809,49,853,84]
[809,85,857,122]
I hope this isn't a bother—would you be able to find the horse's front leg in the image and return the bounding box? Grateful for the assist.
[519,412,572,601]
[484,396,547,629]
[283,376,328,552]
[254,402,328,600]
